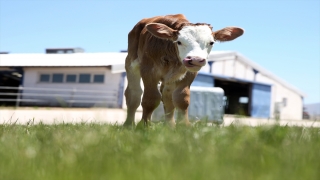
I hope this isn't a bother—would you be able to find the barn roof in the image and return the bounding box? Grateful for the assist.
[0,52,127,73]
[0,51,305,97]
[207,51,306,97]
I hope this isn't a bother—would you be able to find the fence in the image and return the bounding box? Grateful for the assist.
[0,86,120,108]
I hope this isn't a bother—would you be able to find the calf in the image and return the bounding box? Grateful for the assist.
[123,14,243,127]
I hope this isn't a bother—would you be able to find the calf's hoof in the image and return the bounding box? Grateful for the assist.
[176,120,192,128]
[136,120,151,130]
[123,121,135,128]
[164,121,176,129]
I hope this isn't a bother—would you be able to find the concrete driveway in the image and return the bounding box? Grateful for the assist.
[1,107,319,127]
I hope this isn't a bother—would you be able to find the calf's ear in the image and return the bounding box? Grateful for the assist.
[213,27,244,42]
[146,23,177,40]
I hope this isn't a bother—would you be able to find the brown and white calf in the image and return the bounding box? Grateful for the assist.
[123,14,244,127]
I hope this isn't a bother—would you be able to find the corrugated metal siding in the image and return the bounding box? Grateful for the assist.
[191,74,214,87]
[250,83,271,118]
[189,87,224,123]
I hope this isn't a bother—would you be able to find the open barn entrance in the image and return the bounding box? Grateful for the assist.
[0,68,23,106]
[214,79,251,116]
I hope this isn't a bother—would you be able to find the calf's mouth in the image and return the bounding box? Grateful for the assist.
[183,56,206,71]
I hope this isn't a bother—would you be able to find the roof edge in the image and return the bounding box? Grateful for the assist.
[234,52,306,97]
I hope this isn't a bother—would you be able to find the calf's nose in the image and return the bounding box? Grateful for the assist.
[184,56,206,66]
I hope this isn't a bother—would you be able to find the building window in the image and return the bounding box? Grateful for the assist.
[93,74,104,83]
[39,73,106,83]
[52,73,64,83]
[239,97,249,104]
[66,74,77,83]
[39,74,50,82]
[79,74,91,83]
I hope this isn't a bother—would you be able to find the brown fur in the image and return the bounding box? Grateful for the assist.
[123,14,243,127]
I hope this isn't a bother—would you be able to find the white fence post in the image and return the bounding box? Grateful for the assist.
[69,88,77,107]
[15,85,22,108]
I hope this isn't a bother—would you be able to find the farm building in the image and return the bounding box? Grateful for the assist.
[0,48,305,120]
[0,49,127,108]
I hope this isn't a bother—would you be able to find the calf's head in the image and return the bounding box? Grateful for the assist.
[146,23,244,72]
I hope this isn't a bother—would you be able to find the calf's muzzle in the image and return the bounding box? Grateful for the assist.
[183,56,207,69]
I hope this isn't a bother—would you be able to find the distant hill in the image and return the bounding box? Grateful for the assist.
[304,103,320,120]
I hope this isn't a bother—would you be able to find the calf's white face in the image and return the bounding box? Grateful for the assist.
[175,25,214,72]
[146,23,244,72]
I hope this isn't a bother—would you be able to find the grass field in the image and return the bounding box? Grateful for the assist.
[0,122,319,180]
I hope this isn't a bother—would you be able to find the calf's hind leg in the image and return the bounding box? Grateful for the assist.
[123,61,143,127]
[160,83,176,127]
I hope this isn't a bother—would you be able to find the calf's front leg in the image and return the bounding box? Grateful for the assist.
[172,72,197,126]
[173,86,191,126]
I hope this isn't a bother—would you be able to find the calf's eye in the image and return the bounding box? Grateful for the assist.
[177,41,182,45]
[209,41,214,45]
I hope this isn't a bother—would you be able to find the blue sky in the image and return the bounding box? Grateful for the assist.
[0,0,319,104]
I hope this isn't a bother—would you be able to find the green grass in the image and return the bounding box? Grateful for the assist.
[0,122,319,180]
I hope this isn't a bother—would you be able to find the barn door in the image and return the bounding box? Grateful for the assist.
[250,83,271,118]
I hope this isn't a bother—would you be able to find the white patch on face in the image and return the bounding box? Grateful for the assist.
[175,25,214,62]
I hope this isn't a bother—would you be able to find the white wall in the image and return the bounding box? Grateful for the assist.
[272,81,303,120]
[205,60,256,81]
[22,67,122,108]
